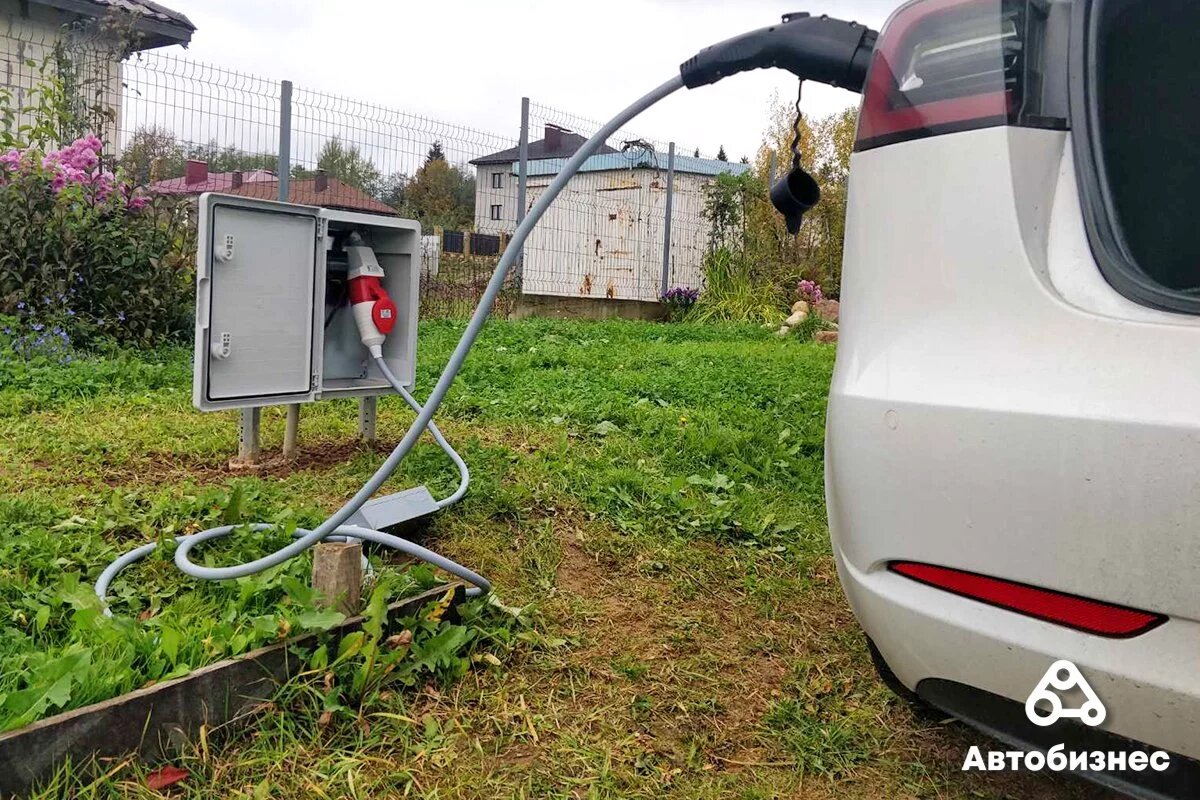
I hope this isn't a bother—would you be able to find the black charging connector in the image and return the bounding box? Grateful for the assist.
[679,13,877,93]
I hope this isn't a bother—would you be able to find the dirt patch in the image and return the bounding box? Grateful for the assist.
[551,525,794,766]
[25,438,400,490]
[22,422,554,492]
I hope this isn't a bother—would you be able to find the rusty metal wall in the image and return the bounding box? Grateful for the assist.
[522,167,713,303]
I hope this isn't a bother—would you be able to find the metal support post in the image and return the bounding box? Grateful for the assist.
[515,97,529,287]
[660,141,676,296]
[358,396,377,444]
[237,408,261,463]
[283,405,300,458]
[278,79,301,458]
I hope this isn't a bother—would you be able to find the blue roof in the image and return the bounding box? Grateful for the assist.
[516,151,751,178]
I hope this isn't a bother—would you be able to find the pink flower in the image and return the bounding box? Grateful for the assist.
[797,279,824,304]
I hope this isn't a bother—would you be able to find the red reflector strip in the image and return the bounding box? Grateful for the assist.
[889,562,1166,637]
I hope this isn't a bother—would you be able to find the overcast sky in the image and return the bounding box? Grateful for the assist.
[164,0,899,162]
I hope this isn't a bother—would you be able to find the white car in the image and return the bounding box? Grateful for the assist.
[827,0,1200,796]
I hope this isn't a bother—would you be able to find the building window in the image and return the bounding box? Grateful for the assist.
[490,204,502,220]
[492,172,503,189]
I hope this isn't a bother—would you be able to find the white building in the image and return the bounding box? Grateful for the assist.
[519,150,750,303]
[470,124,617,234]
[0,0,193,148]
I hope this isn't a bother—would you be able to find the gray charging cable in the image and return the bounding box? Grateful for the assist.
[95,76,685,614]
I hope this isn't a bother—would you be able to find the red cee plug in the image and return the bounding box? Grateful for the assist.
[349,274,398,334]
[346,240,397,357]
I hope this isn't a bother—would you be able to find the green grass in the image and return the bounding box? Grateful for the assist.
[0,318,1095,798]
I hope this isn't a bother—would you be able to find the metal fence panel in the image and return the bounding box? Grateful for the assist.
[1,21,736,318]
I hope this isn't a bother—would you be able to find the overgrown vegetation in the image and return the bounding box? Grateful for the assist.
[0,26,194,349]
[0,137,194,348]
[689,104,856,324]
[1,319,1088,799]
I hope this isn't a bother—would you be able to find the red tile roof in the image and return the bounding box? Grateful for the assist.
[149,169,276,195]
[226,178,396,216]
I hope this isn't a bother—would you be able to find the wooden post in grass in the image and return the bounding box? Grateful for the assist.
[312,542,363,616]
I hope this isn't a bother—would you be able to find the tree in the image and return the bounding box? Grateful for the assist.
[120,126,184,184]
[425,140,445,166]
[188,142,277,175]
[744,98,857,296]
[716,145,728,161]
[403,157,474,230]
[693,147,700,158]
[378,171,409,210]
[739,155,749,164]
[293,137,381,197]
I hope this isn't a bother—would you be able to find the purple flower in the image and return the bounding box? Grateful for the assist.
[660,286,700,316]
[796,279,824,304]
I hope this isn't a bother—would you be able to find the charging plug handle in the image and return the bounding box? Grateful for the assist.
[680,13,877,91]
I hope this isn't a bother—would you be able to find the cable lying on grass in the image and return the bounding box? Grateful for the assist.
[97,11,877,614]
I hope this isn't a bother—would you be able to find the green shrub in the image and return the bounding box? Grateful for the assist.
[0,137,194,348]
[689,248,784,324]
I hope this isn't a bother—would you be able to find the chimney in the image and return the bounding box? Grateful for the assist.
[544,124,565,152]
[315,169,328,192]
[231,170,243,189]
[184,159,208,185]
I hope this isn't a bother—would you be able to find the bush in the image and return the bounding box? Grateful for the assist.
[0,136,194,348]
[689,248,784,325]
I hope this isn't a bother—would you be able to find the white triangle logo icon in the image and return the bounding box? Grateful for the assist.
[1025,660,1106,727]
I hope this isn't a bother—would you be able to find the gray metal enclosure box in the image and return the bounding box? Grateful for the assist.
[192,194,421,411]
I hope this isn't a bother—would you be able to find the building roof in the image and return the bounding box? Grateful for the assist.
[518,151,752,178]
[226,178,397,216]
[32,0,196,49]
[149,169,276,194]
[470,126,617,166]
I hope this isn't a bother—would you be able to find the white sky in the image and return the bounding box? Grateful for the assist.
[165,0,899,162]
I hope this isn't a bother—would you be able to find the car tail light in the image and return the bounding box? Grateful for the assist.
[856,0,1060,151]
[890,562,1166,637]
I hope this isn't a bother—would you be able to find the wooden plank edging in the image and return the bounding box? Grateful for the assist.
[0,583,464,798]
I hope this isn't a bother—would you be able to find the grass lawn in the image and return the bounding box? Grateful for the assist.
[0,318,1100,798]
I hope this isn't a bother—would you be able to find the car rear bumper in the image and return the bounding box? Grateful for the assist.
[916,678,1200,800]
[835,551,1200,762]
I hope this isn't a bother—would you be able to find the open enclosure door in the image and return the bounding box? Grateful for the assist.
[193,194,321,411]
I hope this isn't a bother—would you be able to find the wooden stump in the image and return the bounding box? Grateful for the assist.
[311,542,363,616]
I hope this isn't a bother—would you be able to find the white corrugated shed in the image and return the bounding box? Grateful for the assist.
[520,154,748,303]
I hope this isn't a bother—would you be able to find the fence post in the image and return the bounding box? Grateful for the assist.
[768,148,778,186]
[660,141,676,297]
[278,79,302,460]
[278,80,292,202]
[515,97,529,288]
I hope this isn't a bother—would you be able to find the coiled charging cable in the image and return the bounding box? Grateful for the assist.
[95,76,686,615]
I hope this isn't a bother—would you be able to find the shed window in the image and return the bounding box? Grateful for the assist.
[490,204,502,220]
[492,172,503,189]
